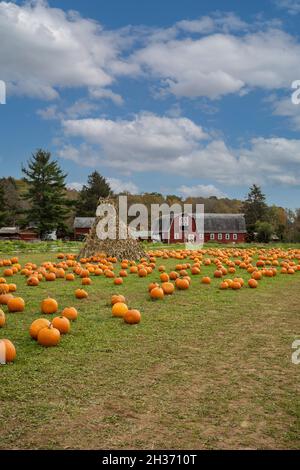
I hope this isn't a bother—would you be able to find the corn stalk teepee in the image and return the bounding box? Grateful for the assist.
[79,197,147,260]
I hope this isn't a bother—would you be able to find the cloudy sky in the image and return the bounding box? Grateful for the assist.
[0,0,300,207]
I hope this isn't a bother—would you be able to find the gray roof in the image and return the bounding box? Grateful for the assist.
[203,213,246,233]
[0,227,19,234]
[155,213,246,234]
[73,217,95,229]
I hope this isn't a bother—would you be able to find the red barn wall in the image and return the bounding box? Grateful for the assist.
[167,215,246,244]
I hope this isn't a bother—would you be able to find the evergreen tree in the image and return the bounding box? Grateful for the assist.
[0,182,8,227]
[241,184,268,240]
[77,171,112,216]
[22,149,69,238]
[0,177,25,226]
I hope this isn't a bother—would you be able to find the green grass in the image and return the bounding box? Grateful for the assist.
[0,240,82,254]
[0,248,300,449]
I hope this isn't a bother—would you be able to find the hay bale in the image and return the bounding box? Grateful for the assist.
[79,197,147,260]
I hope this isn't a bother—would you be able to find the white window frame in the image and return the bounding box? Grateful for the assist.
[233,233,238,240]
[225,233,230,240]
[179,216,189,227]
[218,233,223,240]
[210,233,215,240]
[174,232,180,240]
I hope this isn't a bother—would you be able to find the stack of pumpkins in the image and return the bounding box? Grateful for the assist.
[111,295,141,325]
[29,297,78,347]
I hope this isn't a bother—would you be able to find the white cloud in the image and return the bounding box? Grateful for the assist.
[176,12,248,34]
[60,112,300,186]
[62,112,208,170]
[0,0,126,100]
[131,28,300,99]
[2,3,300,104]
[271,95,300,129]
[275,0,300,15]
[179,184,227,198]
[58,143,99,167]
[89,87,124,105]
[67,182,83,191]
[107,177,138,194]
[37,99,99,120]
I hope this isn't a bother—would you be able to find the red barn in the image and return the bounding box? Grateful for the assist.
[73,217,95,240]
[155,213,246,244]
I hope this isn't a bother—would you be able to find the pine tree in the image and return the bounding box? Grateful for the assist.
[22,149,69,238]
[77,171,112,216]
[0,181,8,227]
[241,184,268,240]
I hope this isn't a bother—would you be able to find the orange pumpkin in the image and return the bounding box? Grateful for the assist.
[66,273,75,281]
[162,282,175,295]
[138,268,147,277]
[0,309,6,327]
[220,281,229,290]
[129,266,138,274]
[148,282,159,292]
[52,316,70,334]
[62,307,78,321]
[27,276,39,286]
[201,276,211,284]
[45,272,56,282]
[0,293,14,305]
[0,339,16,363]
[114,277,123,285]
[124,309,141,325]
[7,297,25,313]
[0,283,9,294]
[75,289,88,299]
[175,278,189,290]
[82,277,92,285]
[112,302,128,317]
[214,270,223,278]
[160,272,169,282]
[37,325,61,347]
[248,279,258,288]
[111,294,126,305]
[231,281,241,290]
[41,298,58,315]
[150,287,164,300]
[29,318,51,340]
[3,269,13,277]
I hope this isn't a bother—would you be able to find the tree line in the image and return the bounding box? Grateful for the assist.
[0,149,300,242]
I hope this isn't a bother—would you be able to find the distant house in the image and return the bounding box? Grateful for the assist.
[0,227,20,240]
[153,213,246,244]
[0,227,39,241]
[73,217,95,240]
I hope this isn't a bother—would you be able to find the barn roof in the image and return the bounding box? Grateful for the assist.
[0,227,19,234]
[203,213,246,233]
[154,213,246,234]
[73,217,95,229]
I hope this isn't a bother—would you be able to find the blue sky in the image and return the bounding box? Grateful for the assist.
[0,0,300,207]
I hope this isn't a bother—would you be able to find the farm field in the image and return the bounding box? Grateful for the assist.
[0,245,300,450]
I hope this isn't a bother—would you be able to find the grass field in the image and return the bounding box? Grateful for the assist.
[0,246,300,450]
